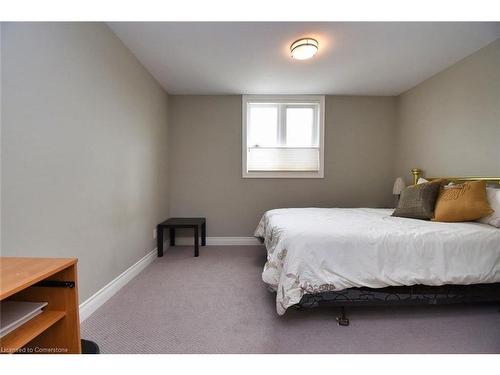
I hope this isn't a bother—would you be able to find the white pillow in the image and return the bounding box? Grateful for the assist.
[478,187,500,228]
[417,177,455,189]
[417,177,454,189]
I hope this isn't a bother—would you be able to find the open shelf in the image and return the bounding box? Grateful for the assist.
[0,310,66,353]
[1,257,81,354]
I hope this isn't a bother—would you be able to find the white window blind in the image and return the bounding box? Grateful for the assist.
[247,147,320,171]
[242,96,325,178]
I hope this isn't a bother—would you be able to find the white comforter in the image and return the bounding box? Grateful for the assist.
[254,208,500,315]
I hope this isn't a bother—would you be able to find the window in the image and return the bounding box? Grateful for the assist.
[242,95,325,178]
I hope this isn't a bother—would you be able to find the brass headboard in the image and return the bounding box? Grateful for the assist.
[411,168,500,185]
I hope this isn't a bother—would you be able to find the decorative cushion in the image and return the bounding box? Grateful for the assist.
[433,181,493,222]
[477,187,500,228]
[392,179,444,220]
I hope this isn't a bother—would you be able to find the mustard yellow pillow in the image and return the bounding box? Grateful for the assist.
[433,180,493,222]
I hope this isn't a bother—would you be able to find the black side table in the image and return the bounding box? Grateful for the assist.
[157,217,206,257]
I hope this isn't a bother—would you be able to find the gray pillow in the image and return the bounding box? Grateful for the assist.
[392,179,443,220]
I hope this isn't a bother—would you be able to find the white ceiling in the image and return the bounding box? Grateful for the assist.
[108,22,500,95]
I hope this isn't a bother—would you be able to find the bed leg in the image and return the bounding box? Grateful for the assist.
[336,306,350,326]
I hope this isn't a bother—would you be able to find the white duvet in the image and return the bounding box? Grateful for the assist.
[254,208,500,315]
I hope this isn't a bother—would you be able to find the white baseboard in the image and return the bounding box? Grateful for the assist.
[79,248,157,322]
[175,236,261,246]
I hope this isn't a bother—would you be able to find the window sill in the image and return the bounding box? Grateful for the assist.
[242,171,324,179]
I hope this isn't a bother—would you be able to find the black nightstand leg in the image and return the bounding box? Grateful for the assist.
[169,228,175,246]
[157,226,163,257]
[201,222,206,246]
[194,226,199,257]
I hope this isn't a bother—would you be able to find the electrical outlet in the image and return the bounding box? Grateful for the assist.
[153,228,157,239]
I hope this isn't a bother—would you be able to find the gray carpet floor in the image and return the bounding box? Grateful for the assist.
[81,245,500,353]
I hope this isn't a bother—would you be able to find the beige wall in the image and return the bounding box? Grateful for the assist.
[1,23,169,301]
[396,38,500,183]
[2,23,497,300]
[168,95,397,236]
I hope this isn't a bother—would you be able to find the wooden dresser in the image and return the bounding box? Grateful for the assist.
[0,257,81,354]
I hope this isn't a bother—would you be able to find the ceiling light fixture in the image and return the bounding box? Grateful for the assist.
[290,38,319,60]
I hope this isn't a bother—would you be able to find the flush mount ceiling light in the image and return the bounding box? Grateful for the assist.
[290,38,319,60]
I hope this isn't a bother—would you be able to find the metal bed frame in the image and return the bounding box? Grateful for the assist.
[296,283,500,326]
[293,168,500,326]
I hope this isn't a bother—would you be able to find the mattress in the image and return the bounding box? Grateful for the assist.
[254,208,500,315]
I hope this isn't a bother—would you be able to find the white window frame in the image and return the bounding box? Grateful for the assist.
[242,95,325,178]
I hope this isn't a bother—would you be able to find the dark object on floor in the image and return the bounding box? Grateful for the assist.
[336,306,349,326]
[81,339,100,354]
[157,217,206,257]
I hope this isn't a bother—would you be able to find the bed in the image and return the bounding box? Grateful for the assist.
[255,169,500,324]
